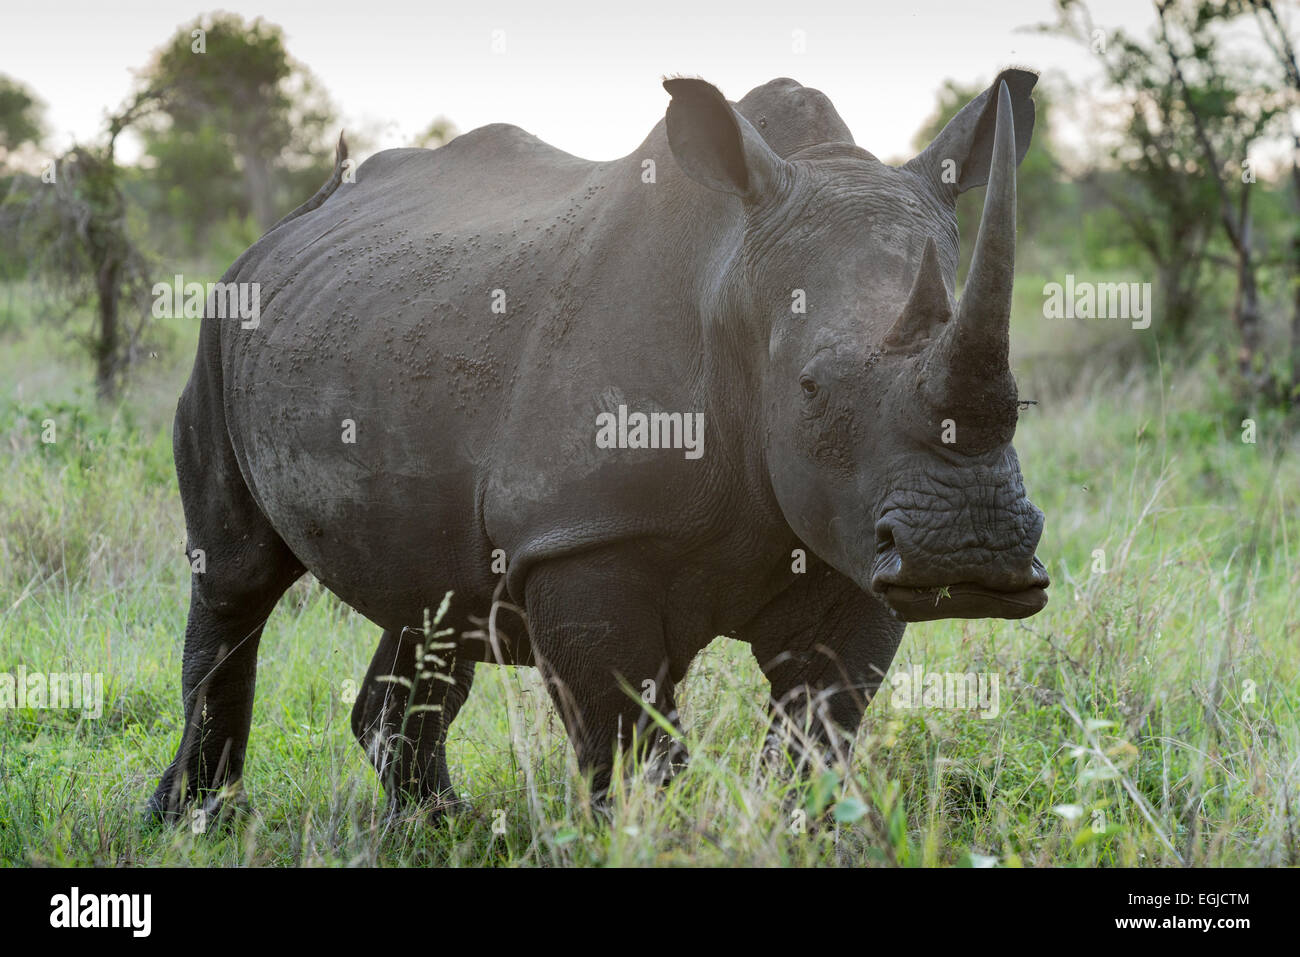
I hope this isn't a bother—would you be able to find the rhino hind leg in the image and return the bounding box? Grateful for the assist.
[145,581,296,826]
[351,627,477,817]
[147,377,305,825]
[524,554,689,804]
[147,348,306,826]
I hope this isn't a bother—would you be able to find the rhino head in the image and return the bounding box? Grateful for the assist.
[665,70,1048,622]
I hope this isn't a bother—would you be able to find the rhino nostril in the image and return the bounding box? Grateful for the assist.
[875,524,896,555]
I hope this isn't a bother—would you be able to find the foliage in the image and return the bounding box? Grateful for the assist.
[137,13,338,232]
[1041,0,1296,404]
[414,116,459,149]
[4,122,154,400]
[0,74,44,160]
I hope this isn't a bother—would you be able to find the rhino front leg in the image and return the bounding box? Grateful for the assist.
[524,554,688,802]
[742,562,904,777]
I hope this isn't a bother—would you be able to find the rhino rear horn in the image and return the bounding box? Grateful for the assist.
[883,237,952,353]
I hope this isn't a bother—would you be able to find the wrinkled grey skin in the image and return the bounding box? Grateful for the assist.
[148,70,1048,821]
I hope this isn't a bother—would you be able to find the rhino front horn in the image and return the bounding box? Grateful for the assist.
[927,80,1019,429]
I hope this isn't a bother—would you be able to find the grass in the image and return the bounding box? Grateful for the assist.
[0,283,1297,867]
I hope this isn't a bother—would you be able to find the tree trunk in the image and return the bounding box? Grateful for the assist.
[1291,249,1300,404]
[1158,260,1198,340]
[95,259,121,401]
[1234,253,1263,388]
[240,149,276,232]
[1230,186,1265,394]
[1290,136,1300,404]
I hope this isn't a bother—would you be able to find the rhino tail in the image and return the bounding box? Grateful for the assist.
[266,131,349,234]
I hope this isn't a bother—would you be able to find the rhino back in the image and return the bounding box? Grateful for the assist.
[211,121,741,622]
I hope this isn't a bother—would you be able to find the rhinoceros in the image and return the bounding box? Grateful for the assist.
[148,69,1048,821]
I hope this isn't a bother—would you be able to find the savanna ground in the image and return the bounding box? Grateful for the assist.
[0,271,1296,867]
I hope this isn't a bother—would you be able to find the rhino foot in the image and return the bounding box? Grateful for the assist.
[143,782,252,834]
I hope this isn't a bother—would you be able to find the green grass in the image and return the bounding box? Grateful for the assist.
[1,286,1297,867]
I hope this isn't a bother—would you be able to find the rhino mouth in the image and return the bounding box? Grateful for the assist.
[871,552,1049,622]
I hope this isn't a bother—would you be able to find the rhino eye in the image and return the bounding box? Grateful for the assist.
[799,376,819,397]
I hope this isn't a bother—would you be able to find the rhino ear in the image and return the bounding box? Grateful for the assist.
[904,68,1036,197]
[664,77,790,201]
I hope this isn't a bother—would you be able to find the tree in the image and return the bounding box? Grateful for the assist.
[1043,1,1223,343]
[0,75,45,325]
[1155,0,1281,391]
[1236,0,1300,399]
[1044,0,1290,398]
[140,13,336,231]
[414,116,458,149]
[4,94,155,400]
[141,117,245,248]
[0,74,43,164]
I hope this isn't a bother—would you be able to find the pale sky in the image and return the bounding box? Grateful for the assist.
[0,0,1287,168]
